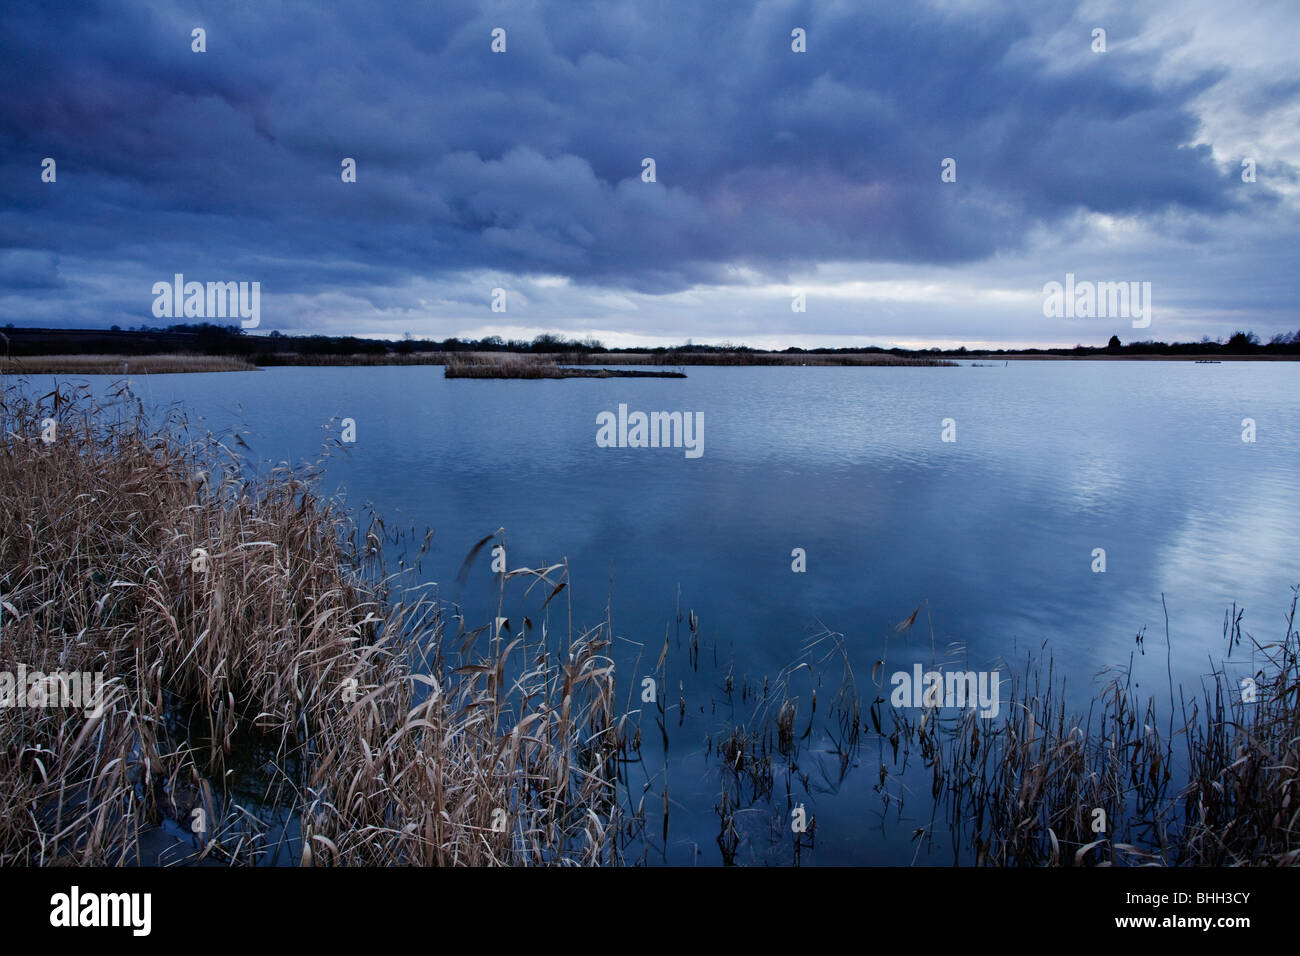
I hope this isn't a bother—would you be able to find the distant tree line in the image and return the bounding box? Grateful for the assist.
[4,323,1299,360]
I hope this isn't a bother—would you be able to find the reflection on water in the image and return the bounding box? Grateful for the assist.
[19,360,1298,863]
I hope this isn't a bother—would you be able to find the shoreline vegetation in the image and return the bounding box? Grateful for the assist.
[0,350,960,376]
[4,324,1300,374]
[443,354,687,378]
[0,353,259,374]
[2,385,1297,866]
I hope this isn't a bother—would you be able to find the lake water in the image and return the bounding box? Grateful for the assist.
[15,360,1299,864]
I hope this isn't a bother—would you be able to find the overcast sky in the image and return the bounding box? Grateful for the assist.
[2,0,1297,348]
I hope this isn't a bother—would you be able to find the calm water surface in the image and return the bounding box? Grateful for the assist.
[19,361,1299,863]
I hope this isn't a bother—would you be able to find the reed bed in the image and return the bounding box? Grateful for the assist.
[4,350,957,372]
[556,351,958,367]
[0,354,258,374]
[141,350,956,369]
[255,352,447,367]
[442,351,956,368]
[443,354,684,379]
[0,383,621,865]
[702,601,1300,865]
[443,354,572,379]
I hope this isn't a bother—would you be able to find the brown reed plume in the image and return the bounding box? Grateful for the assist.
[0,382,622,865]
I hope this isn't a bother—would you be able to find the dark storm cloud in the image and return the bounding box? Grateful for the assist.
[0,0,1292,334]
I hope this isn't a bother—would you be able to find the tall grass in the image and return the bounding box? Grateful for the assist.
[1,354,258,374]
[557,351,958,367]
[0,351,958,372]
[443,354,685,378]
[0,383,621,865]
[705,604,1300,865]
[256,352,446,367]
[444,354,571,378]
